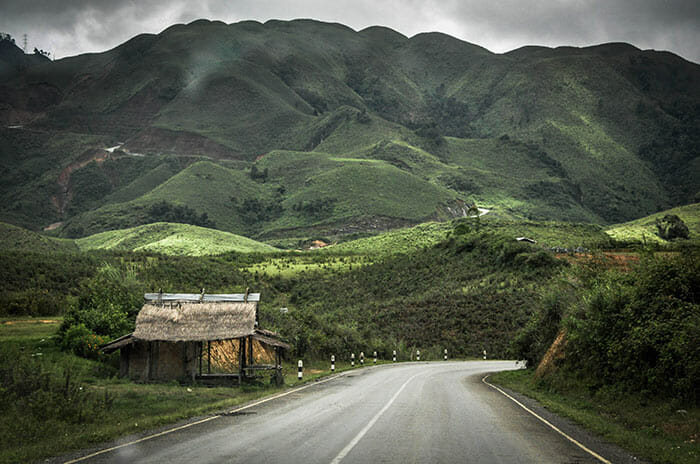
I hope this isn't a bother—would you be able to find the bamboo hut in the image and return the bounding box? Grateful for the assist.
[101,292,290,385]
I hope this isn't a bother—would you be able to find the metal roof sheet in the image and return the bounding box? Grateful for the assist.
[144,293,261,303]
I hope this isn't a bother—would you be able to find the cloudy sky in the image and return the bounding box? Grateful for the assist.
[0,0,698,63]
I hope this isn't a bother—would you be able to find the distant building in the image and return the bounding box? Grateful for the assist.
[309,240,328,250]
[516,237,537,244]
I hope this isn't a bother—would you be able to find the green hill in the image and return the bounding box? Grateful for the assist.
[1,19,698,240]
[0,222,77,253]
[606,203,700,243]
[76,222,278,255]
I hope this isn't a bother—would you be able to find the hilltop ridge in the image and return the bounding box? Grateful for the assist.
[0,19,698,240]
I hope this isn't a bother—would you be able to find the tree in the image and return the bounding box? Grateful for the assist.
[467,203,481,230]
[655,214,689,240]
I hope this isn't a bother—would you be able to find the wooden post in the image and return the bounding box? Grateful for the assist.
[248,335,253,368]
[199,341,203,376]
[207,341,211,374]
[239,337,246,378]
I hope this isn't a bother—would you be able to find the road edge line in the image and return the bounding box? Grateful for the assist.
[64,372,350,463]
[482,374,612,464]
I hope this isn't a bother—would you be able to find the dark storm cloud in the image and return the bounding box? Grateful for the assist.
[0,0,698,63]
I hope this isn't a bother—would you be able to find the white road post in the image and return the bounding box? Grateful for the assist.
[416,350,420,361]
[360,351,364,366]
[444,348,448,361]
[351,353,355,367]
[331,354,335,372]
[298,360,303,380]
[483,349,487,360]
[392,350,397,362]
[373,351,377,364]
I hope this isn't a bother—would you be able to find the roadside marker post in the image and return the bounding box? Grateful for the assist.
[392,350,397,362]
[360,352,364,366]
[298,360,303,380]
[483,349,487,360]
[373,351,377,364]
[416,350,420,361]
[444,349,448,361]
[351,353,355,367]
[331,355,335,372]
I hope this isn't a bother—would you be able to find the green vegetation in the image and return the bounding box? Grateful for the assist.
[0,215,698,462]
[0,222,77,253]
[501,240,700,463]
[2,20,699,241]
[606,203,700,244]
[491,370,699,464]
[76,222,278,255]
[0,319,342,464]
[1,19,699,463]
[0,316,415,464]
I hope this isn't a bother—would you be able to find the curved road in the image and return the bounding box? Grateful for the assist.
[65,361,636,463]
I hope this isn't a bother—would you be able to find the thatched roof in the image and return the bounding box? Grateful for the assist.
[253,329,291,349]
[133,302,257,342]
[100,333,134,353]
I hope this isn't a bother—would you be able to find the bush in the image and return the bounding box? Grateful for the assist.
[61,324,108,359]
[60,263,143,347]
[0,345,113,445]
[655,214,689,240]
[513,288,568,366]
[564,251,700,403]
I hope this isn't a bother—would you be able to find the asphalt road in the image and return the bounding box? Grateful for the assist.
[66,361,639,464]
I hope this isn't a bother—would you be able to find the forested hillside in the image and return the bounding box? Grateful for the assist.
[1,19,698,240]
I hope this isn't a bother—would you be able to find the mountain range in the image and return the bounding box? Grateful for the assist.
[1,19,698,243]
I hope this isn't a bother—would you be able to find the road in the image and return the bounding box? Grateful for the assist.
[65,361,636,464]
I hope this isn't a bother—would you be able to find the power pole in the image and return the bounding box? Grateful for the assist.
[23,34,27,53]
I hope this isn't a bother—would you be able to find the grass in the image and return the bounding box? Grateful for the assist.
[490,370,699,464]
[76,222,278,255]
[606,203,700,244]
[0,316,441,463]
[0,317,62,340]
[0,222,78,253]
[244,254,372,277]
[4,19,700,239]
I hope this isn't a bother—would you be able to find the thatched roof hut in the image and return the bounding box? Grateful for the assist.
[101,292,289,384]
[133,302,258,341]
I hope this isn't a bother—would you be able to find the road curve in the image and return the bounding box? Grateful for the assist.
[64,361,624,464]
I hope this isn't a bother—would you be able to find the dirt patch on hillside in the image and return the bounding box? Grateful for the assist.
[536,329,567,378]
[555,251,640,271]
[52,148,111,215]
[3,319,58,325]
[126,127,244,159]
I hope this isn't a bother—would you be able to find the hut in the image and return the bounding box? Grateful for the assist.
[101,292,290,385]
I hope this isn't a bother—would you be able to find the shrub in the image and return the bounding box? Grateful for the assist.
[564,251,700,403]
[61,324,108,360]
[655,214,689,240]
[0,345,113,436]
[60,263,143,347]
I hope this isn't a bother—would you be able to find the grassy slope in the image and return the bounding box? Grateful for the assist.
[2,19,699,239]
[76,222,278,255]
[0,222,77,253]
[605,202,700,243]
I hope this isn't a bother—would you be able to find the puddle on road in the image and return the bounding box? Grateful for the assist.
[221,411,257,417]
